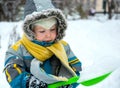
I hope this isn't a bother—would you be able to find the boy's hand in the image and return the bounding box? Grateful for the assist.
[58,76,68,81]
[51,75,68,81]
[26,75,48,88]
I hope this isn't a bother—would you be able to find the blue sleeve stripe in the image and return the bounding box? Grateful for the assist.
[5,56,33,66]
[9,72,29,88]
[23,56,33,60]
[69,57,80,64]
[68,56,77,62]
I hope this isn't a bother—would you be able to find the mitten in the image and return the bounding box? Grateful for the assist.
[51,75,68,81]
[26,75,48,88]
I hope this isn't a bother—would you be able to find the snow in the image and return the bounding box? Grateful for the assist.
[0,15,120,88]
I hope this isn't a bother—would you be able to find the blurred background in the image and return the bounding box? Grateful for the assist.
[0,0,120,21]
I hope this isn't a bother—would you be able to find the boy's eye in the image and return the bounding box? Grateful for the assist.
[50,28,56,31]
[39,31,45,33]
[51,29,55,31]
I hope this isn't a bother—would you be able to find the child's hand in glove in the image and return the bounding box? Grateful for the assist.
[26,75,48,88]
[51,75,68,81]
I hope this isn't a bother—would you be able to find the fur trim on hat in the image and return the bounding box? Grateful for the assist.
[23,8,67,42]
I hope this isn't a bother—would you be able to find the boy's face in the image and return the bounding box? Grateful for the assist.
[33,24,57,42]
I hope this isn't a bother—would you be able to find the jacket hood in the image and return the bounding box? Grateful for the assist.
[23,0,67,41]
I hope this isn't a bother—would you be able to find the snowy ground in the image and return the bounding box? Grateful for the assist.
[0,14,120,88]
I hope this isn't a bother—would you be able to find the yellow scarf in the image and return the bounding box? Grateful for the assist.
[18,35,76,76]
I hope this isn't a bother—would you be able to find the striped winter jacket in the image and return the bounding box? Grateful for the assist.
[4,40,82,88]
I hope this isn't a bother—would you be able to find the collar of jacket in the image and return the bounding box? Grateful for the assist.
[32,40,55,47]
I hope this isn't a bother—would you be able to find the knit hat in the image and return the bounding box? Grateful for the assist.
[32,17,57,30]
[23,0,67,41]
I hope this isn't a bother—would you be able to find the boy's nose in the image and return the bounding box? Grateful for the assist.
[46,32,51,37]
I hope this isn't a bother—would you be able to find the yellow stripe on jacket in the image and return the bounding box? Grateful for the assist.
[13,64,22,74]
[5,69,12,82]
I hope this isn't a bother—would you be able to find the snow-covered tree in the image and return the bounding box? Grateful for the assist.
[0,0,24,21]
[8,25,20,48]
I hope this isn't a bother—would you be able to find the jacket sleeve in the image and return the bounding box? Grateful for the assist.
[65,43,82,73]
[4,48,30,88]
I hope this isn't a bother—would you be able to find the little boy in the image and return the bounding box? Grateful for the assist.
[4,0,82,88]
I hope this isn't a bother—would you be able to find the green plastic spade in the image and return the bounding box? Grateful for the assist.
[48,72,111,88]
[48,76,79,88]
[80,72,111,86]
